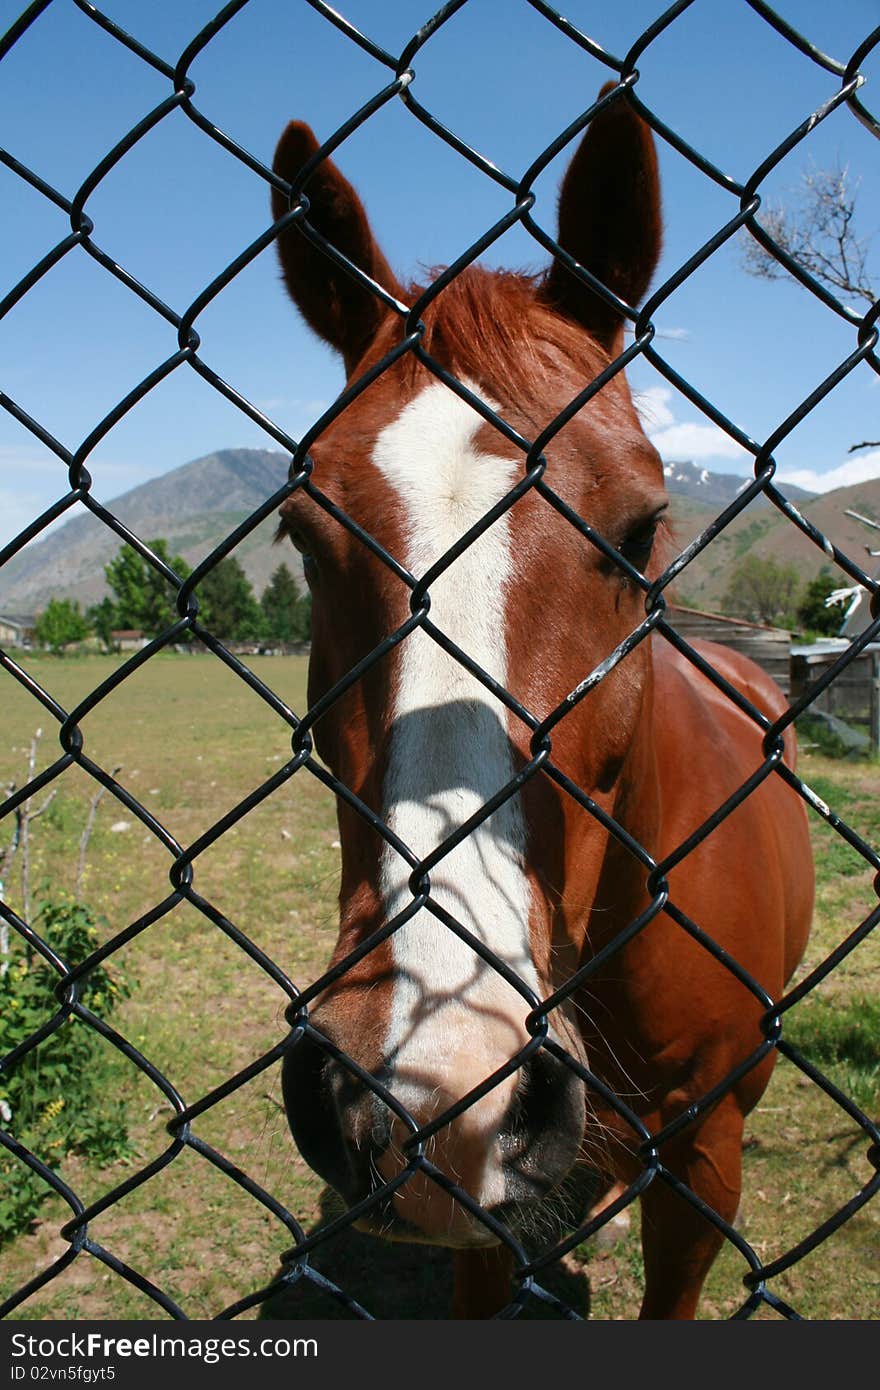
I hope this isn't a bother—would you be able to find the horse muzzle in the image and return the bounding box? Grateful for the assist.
[281,1027,586,1246]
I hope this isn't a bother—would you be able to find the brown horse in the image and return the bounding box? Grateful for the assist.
[269,91,813,1319]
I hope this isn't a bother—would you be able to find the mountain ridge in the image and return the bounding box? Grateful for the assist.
[661,459,815,509]
[0,450,298,616]
[0,448,875,619]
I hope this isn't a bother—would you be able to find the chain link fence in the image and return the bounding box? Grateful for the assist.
[1,0,879,1320]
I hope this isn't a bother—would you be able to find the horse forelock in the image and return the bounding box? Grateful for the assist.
[363,264,614,411]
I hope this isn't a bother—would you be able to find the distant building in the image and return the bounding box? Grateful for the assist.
[790,638,880,753]
[111,629,148,652]
[0,614,37,648]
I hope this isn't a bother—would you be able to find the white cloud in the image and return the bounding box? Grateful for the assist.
[649,421,750,462]
[627,324,690,342]
[0,449,152,549]
[2,446,153,487]
[635,389,880,494]
[780,449,880,495]
[0,444,65,476]
[0,489,72,551]
[255,395,330,421]
[635,386,675,430]
[635,388,749,462]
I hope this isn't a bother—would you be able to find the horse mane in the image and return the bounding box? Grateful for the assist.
[370,264,612,404]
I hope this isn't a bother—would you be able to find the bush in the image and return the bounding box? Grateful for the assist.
[721,554,800,627]
[796,711,872,760]
[34,600,89,654]
[796,566,847,637]
[0,897,131,1244]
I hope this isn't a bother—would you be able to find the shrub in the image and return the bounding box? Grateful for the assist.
[721,554,800,627]
[796,566,847,638]
[796,711,872,760]
[0,897,131,1244]
[33,600,89,654]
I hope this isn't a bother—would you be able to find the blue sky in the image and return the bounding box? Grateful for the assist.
[1,0,879,551]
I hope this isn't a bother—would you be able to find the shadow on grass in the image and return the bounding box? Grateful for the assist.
[260,1187,592,1320]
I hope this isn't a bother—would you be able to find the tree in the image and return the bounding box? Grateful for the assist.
[298,589,312,642]
[260,563,309,643]
[743,163,879,456]
[86,596,118,652]
[742,161,875,307]
[721,555,800,627]
[197,557,262,640]
[796,566,846,637]
[34,599,88,653]
[104,540,191,637]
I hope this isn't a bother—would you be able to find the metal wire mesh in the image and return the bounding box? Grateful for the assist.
[1,0,878,1321]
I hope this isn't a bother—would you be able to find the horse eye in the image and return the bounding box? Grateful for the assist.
[286,525,310,554]
[278,518,318,584]
[617,513,663,571]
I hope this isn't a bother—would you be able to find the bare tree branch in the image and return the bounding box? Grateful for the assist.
[19,730,54,928]
[0,783,20,973]
[742,161,876,306]
[0,786,20,888]
[848,440,880,454]
[0,732,57,968]
[76,767,122,901]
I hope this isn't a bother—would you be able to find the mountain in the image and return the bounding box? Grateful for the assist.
[669,477,880,613]
[0,449,301,616]
[0,448,875,620]
[662,459,815,510]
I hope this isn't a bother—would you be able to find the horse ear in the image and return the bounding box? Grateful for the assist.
[544,85,662,353]
[271,122,404,374]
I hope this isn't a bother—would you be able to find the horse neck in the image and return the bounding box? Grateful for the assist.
[582,657,662,956]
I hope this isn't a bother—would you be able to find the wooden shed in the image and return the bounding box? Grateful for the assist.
[790,639,880,750]
[110,629,148,652]
[663,605,792,697]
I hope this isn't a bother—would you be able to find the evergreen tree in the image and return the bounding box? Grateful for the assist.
[260,563,309,643]
[796,566,846,637]
[198,557,262,639]
[298,589,311,642]
[86,596,118,652]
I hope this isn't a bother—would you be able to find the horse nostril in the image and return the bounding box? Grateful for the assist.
[281,1031,338,1175]
[281,1031,392,1205]
[499,1049,585,1193]
[508,1050,582,1137]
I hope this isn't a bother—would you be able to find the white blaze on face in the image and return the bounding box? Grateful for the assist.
[372,379,539,1135]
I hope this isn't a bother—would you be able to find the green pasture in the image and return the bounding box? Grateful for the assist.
[0,653,877,1319]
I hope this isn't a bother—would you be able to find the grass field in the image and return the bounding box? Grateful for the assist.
[1,652,877,1320]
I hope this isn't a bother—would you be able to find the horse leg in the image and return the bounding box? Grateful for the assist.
[589,1177,631,1246]
[638,1093,745,1320]
[451,1246,515,1318]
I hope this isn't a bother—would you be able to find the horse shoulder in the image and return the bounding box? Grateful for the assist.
[649,635,813,988]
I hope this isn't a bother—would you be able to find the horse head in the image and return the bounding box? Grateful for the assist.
[269,91,669,1251]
